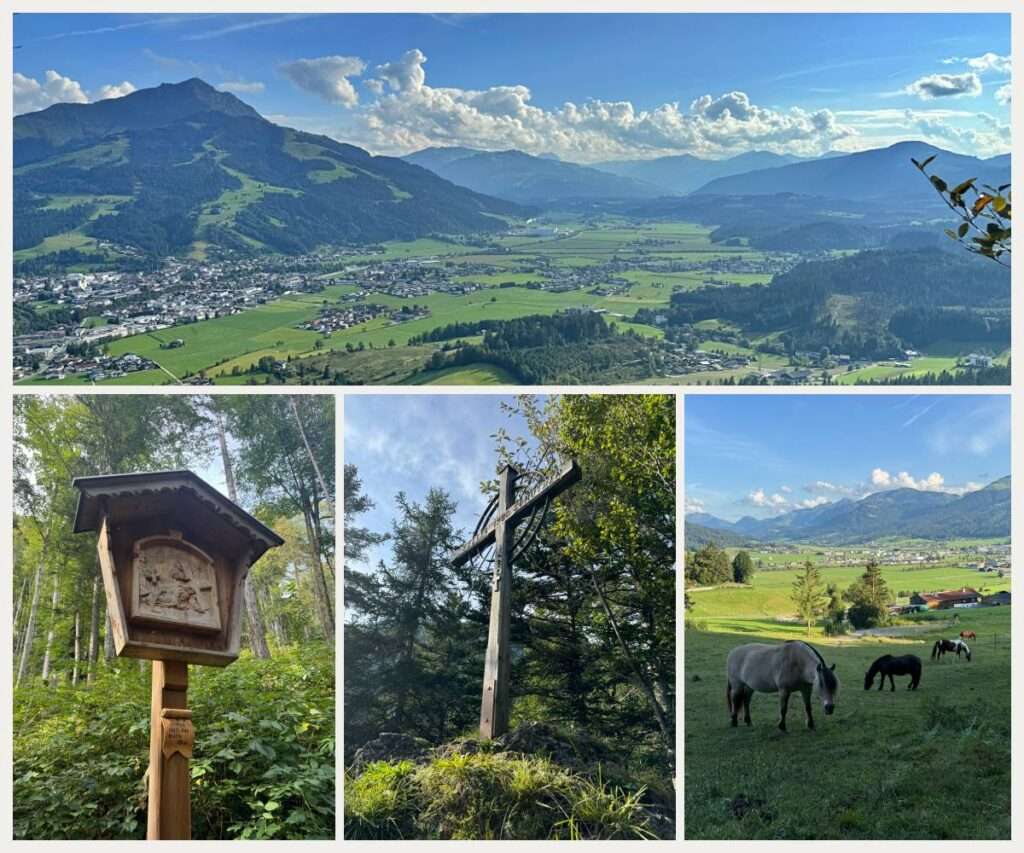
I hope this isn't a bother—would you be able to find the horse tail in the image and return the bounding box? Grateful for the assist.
[931,641,938,659]
[726,679,733,715]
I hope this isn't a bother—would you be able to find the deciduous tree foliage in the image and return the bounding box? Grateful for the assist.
[13,395,336,840]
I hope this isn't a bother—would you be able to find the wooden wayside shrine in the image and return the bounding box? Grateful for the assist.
[452,459,581,740]
[73,471,283,840]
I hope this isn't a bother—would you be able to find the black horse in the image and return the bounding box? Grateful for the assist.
[864,654,922,691]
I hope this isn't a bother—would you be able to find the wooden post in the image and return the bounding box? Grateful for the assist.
[147,660,192,840]
[480,464,516,740]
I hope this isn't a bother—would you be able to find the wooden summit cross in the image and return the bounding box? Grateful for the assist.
[452,459,581,740]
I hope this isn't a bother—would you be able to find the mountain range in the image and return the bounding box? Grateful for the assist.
[14,78,525,260]
[687,476,1010,546]
[13,78,1012,264]
[693,141,1010,202]
[591,150,809,194]
[403,146,662,203]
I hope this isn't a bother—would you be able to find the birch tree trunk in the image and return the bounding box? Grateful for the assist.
[16,554,45,686]
[87,569,100,683]
[216,410,271,659]
[72,609,81,684]
[41,571,60,683]
[302,509,335,642]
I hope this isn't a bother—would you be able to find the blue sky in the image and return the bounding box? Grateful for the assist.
[686,395,1011,521]
[13,13,1011,160]
[344,395,539,569]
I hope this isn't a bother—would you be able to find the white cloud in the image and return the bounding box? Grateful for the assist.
[995,84,1011,107]
[944,53,1012,75]
[279,55,366,107]
[684,496,706,514]
[904,108,1010,158]
[902,72,982,100]
[797,496,830,509]
[94,81,136,101]
[13,69,88,114]
[217,81,266,95]
[351,48,852,161]
[747,488,789,510]
[780,485,793,493]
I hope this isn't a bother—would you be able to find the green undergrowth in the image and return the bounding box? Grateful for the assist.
[345,751,666,840]
[13,644,335,840]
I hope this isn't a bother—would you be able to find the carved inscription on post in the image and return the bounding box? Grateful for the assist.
[160,709,195,760]
[131,533,221,633]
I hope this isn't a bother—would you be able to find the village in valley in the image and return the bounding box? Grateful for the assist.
[18,216,1001,386]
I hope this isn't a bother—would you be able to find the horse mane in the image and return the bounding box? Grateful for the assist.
[789,640,839,689]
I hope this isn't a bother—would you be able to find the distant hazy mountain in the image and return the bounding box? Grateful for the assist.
[686,477,1010,545]
[684,521,758,549]
[404,146,664,204]
[14,79,526,261]
[593,150,805,194]
[692,141,1011,202]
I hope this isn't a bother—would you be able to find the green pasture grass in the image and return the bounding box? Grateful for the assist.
[684,610,1010,839]
[452,272,547,286]
[15,138,129,174]
[14,231,102,261]
[402,363,518,385]
[688,562,1009,628]
[834,357,960,385]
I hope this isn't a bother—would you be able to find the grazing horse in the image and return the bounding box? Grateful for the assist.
[931,638,972,662]
[726,640,840,732]
[864,654,922,691]
[960,630,977,641]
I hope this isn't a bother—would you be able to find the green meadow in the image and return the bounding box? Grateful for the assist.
[685,611,1010,839]
[685,553,1011,839]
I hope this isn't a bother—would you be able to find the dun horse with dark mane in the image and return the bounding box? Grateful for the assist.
[726,640,840,731]
[864,654,922,691]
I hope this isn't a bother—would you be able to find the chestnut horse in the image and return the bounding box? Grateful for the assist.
[960,630,977,641]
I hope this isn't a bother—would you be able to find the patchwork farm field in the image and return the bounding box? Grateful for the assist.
[685,558,1011,839]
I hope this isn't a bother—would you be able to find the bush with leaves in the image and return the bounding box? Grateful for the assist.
[13,645,335,840]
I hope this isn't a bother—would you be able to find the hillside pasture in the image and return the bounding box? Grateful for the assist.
[685,606,1011,839]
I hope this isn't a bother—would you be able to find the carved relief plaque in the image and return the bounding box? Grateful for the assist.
[130,533,221,633]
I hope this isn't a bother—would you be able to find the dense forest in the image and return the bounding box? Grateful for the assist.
[12,394,336,840]
[636,249,1010,359]
[344,395,676,839]
[422,312,660,384]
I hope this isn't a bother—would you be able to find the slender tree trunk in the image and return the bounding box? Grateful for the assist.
[72,609,81,684]
[13,576,29,662]
[41,571,60,683]
[216,411,271,659]
[104,611,115,660]
[87,568,101,683]
[16,554,45,686]
[289,396,331,503]
[302,508,335,641]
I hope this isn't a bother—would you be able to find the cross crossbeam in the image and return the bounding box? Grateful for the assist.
[451,459,581,567]
[452,458,581,739]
